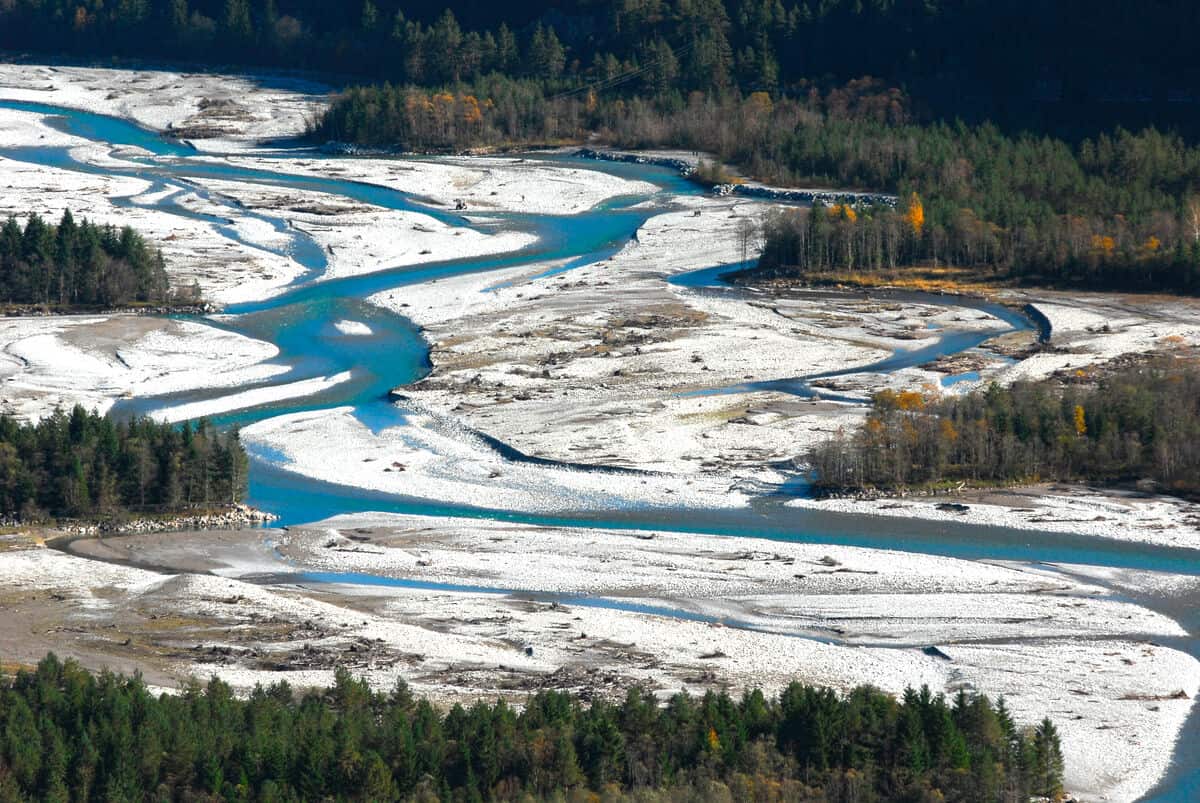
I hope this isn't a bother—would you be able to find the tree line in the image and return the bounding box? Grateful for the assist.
[317,79,576,151]
[745,107,1200,293]
[810,357,1200,497]
[0,653,1066,802]
[0,406,248,520]
[0,211,173,308]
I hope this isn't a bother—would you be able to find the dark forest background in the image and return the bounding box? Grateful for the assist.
[3,1,1199,139]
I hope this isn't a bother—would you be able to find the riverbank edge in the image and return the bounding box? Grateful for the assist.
[724,268,1054,341]
[4,72,1195,796]
[0,302,218,317]
[32,503,278,539]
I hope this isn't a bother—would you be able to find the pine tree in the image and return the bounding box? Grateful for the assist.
[1030,718,1065,799]
[223,0,253,41]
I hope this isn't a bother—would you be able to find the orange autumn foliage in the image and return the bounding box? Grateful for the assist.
[828,204,857,222]
[895,390,926,411]
[905,192,924,236]
[747,91,774,117]
[875,389,926,411]
[460,95,483,126]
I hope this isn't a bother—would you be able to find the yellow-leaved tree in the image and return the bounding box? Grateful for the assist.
[707,727,721,751]
[905,192,924,237]
[747,91,774,118]
[828,204,857,222]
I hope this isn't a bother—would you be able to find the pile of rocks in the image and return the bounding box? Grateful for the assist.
[58,504,278,536]
[573,148,696,176]
[713,183,898,207]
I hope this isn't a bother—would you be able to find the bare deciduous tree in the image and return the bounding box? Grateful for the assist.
[737,215,758,264]
[1187,196,1200,243]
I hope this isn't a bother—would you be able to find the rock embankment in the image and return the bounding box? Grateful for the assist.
[1022,302,1054,344]
[320,141,397,157]
[712,182,897,207]
[58,504,277,536]
[573,148,898,206]
[1,302,217,317]
[573,147,696,176]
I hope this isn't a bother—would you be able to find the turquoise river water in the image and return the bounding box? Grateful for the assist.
[0,98,1197,801]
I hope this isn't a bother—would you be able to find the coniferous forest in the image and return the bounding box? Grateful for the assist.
[0,654,1066,802]
[809,357,1200,496]
[0,211,172,308]
[0,406,248,519]
[1,1,1196,138]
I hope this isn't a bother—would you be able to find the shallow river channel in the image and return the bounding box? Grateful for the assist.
[2,98,1198,801]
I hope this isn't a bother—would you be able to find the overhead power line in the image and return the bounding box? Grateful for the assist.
[547,39,696,102]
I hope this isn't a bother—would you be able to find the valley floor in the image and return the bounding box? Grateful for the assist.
[0,62,1197,801]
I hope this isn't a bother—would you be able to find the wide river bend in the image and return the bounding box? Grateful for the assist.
[1,98,1198,801]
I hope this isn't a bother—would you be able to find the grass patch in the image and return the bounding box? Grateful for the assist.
[676,405,746,425]
[783,265,1001,295]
